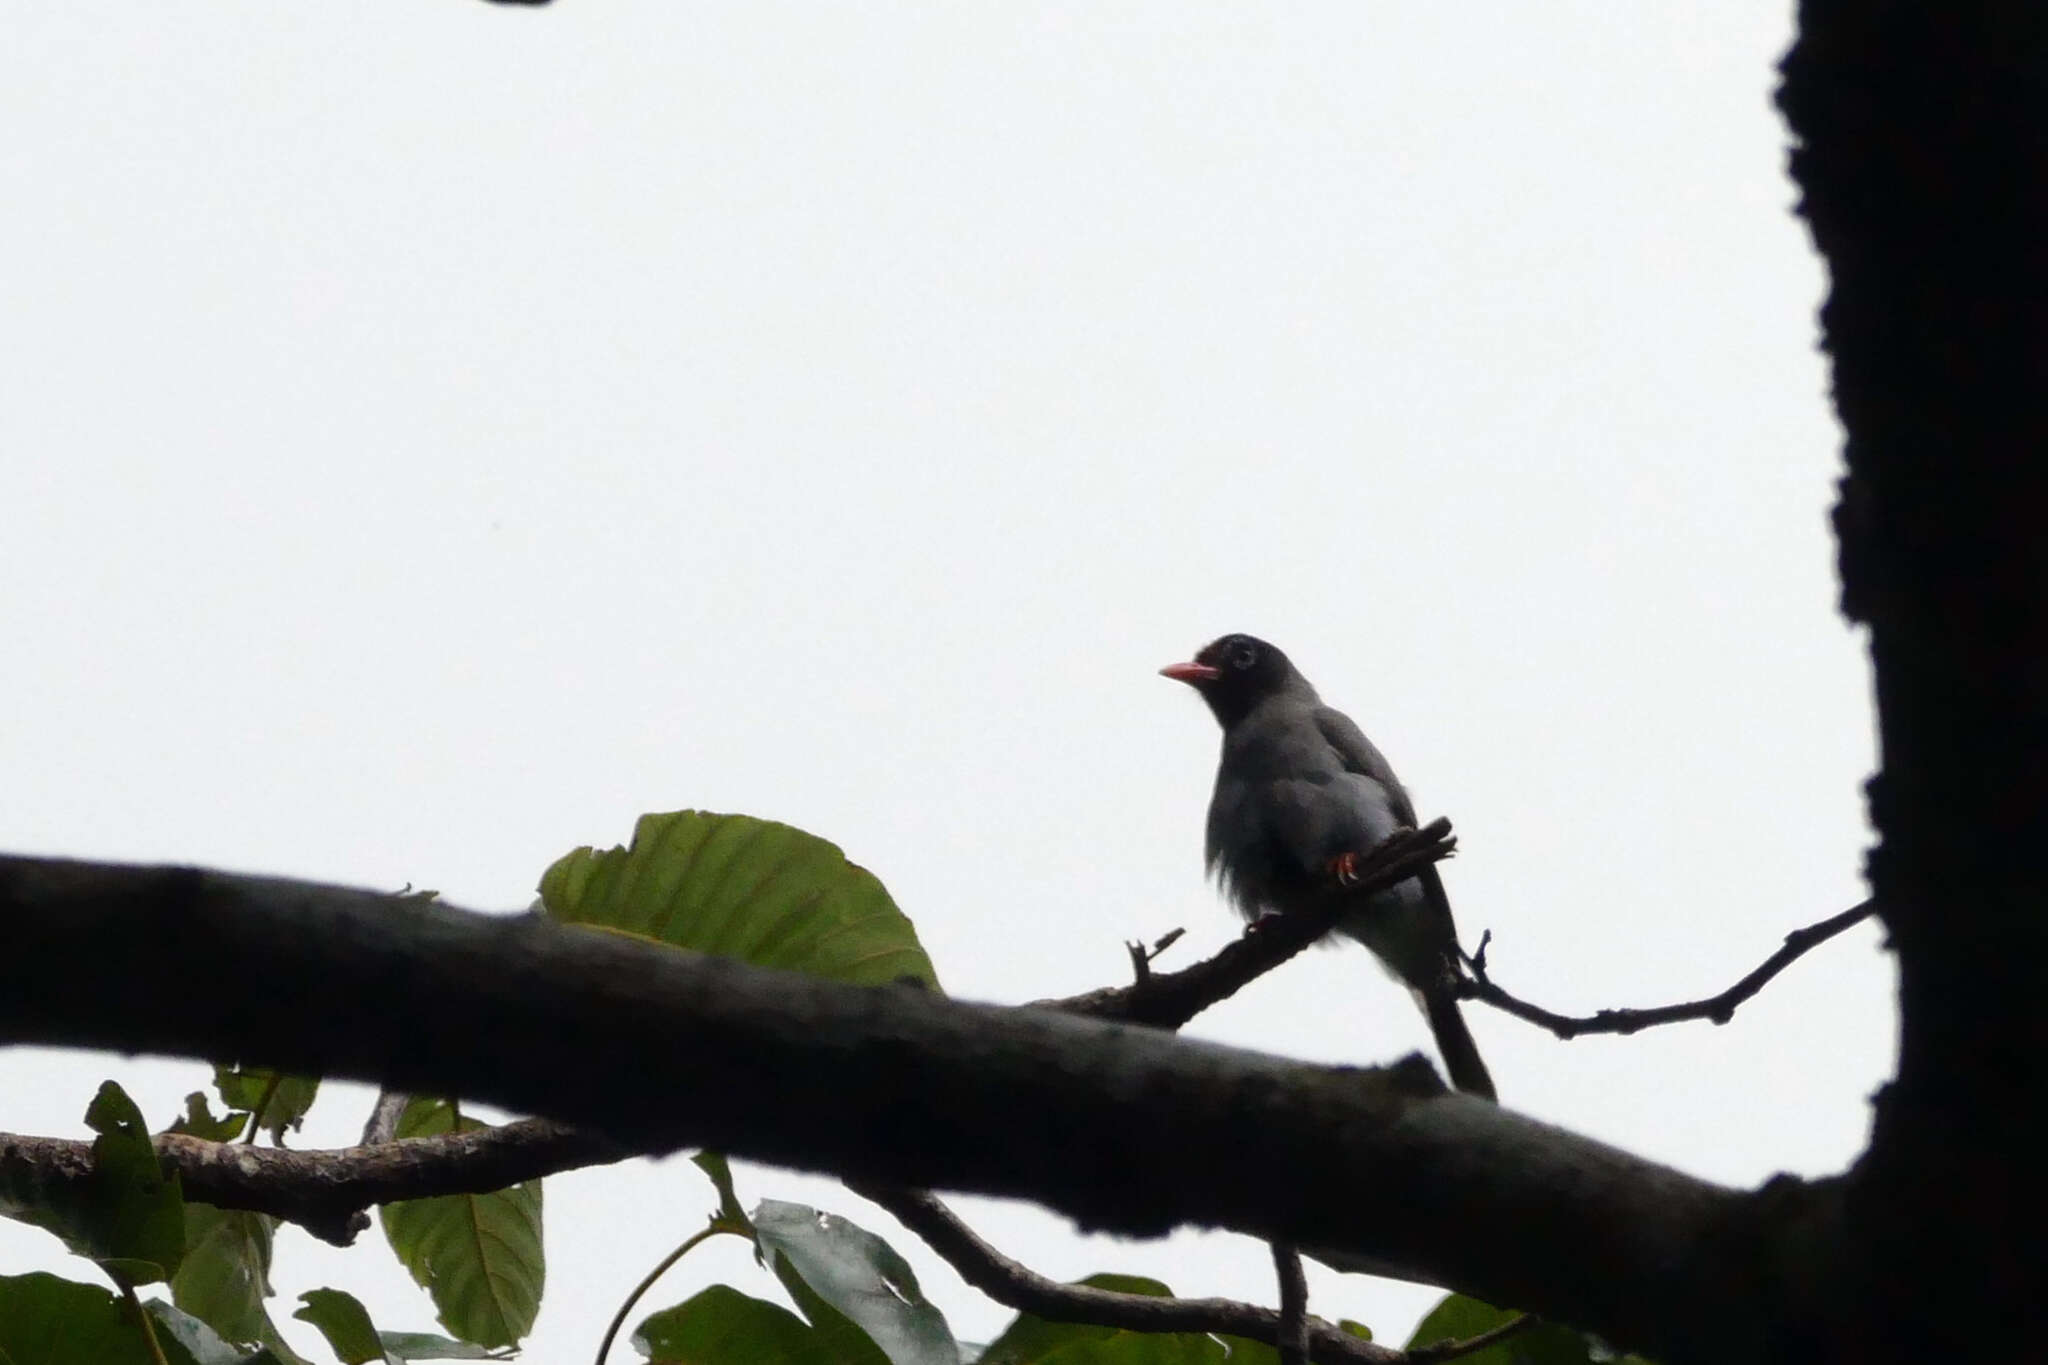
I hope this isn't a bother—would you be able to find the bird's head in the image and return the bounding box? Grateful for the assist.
[1160,633,1306,728]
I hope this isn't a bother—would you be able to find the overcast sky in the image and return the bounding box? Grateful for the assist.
[2,1,1886,1357]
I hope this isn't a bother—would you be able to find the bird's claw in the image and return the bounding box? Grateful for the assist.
[1327,827,1420,888]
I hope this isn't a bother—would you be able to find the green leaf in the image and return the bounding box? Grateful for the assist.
[378,1099,544,1348]
[766,1249,889,1365]
[213,1066,320,1146]
[166,1094,248,1144]
[170,1204,273,1343]
[296,1293,506,1363]
[0,1279,264,1365]
[0,1273,167,1365]
[634,1284,835,1365]
[83,1082,185,1288]
[1407,1295,1625,1365]
[751,1200,956,1365]
[691,1152,753,1235]
[538,811,939,988]
[145,1298,273,1365]
[293,1289,388,1364]
[257,1324,315,1365]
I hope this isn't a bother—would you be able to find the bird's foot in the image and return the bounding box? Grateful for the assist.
[1244,910,1287,936]
[1328,825,1424,888]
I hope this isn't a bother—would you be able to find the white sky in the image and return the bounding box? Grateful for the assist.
[1,1,1887,1358]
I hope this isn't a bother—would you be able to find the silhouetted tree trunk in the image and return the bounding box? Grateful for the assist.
[1780,2,2048,1357]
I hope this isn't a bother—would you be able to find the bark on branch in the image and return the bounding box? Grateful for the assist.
[0,852,1806,1362]
[0,1121,620,1247]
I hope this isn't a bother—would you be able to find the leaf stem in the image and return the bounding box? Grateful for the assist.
[245,1072,284,1145]
[593,1223,736,1365]
[121,1281,172,1365]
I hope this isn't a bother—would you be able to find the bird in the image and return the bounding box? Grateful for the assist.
[1161,633,1496,1100]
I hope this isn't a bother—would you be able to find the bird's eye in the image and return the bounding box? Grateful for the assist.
[1231,644,1258,670]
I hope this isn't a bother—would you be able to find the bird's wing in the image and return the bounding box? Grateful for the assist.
[1312,705,1465,981]
[1312,707,1421,827]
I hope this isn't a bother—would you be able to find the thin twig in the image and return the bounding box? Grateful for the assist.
[1461,900,1877,1038]
[1272,1243,1309,1365]
[1043,819,1459,1029]
[1123,928,1190,985]
[852,1183,1401,1365]
[1408,1312,1539,1364]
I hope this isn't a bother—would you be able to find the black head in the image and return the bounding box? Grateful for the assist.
[1160,633,1311,728]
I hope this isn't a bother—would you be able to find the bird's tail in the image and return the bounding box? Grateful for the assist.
[1423,987,1496,1101]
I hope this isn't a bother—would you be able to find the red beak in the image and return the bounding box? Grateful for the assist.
[1160,661,1221,684]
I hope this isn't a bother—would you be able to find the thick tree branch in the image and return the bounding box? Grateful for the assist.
[1460,900,1878,1038]
[0,820,1448,1265]
[0,852,1820,1363]
[854,1184,1397,1365]
[0,815,1459,1364]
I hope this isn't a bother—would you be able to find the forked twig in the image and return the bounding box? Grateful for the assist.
[1461,900,1877,1038]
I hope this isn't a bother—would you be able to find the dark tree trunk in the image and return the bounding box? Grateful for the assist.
[1779,3,2048,1356]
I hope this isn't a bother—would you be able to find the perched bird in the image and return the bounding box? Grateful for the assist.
[1162,633,1496,1100]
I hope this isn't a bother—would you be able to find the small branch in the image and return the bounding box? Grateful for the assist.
[1045,819,1459,1029]
[853,1183,1401,1365]
[0,1120,623,1247]
[1271,1242,1309,1365]
[1408,1313,1538,1364]
[359,1090,411,1147]
[1462,900,1877,1038]
[1123,929,1187,985]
